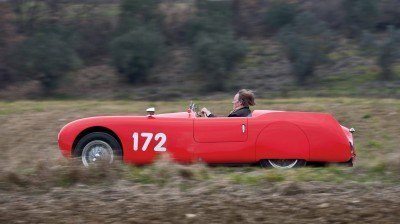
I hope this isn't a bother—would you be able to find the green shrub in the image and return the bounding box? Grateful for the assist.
[342,0,379,37]
[10,0,44,34]
[0,28,4,48]
[264,1,298,33]
[358,27,400,80]
[185,0,233,43]
[278,12,335,85]
[192,32,247,91]
[118,0,161,33]
[0,12,11,87]
[71,19,114,62]
[377,0,400,30]
[378,27,400,80]
[359,30,377,56]
[0,65,12,88]
[305,1,344,30]
[10,1,116,63]
[186,0,246,91]
[9,32,81,93]
[110,27,165,84]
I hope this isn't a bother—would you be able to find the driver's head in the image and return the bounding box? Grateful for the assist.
[232,89,255,110]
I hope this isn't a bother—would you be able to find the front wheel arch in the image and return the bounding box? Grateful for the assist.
[72,126,123,157]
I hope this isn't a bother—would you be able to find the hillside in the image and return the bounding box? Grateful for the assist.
[0,0,399,100]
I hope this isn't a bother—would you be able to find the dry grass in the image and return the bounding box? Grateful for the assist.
[0,98,399,174]
[0,98,399,223]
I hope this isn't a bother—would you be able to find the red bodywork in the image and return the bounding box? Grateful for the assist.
[58,110,355,165]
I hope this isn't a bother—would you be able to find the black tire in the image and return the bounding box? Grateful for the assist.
[260,159,306,169]
[74,132,122,166]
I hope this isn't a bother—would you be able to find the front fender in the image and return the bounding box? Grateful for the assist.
[58,121,78,158]
[58,118,117,158]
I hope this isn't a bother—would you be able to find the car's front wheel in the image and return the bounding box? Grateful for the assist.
[74,132,122,167]
[260,159,306,168]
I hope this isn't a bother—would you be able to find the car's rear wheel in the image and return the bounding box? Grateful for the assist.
[74,132,122,167]
[260,159,306,168]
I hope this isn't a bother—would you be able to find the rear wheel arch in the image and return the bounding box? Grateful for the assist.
[255,121,310,161]
[72,126,123,157]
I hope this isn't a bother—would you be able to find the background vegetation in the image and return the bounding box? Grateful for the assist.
[0,0,399,99]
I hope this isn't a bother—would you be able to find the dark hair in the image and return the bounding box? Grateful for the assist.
[238,89,255,107]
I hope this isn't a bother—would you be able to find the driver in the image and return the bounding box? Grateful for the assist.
[201,89,255,117]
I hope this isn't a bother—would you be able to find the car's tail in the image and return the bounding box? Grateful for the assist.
[341,125,356,164]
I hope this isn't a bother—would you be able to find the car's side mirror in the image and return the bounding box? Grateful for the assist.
[146,107,155,116]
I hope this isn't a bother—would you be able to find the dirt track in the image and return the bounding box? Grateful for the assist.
[1,180,399,223]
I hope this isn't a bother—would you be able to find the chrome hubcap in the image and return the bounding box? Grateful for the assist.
[268,159,298,168]
[82,140,114,167]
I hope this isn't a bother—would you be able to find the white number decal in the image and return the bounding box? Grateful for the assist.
[140,132,153,151]
[154,133,167,152]
[133,132,138,151]
[132,132,167,152]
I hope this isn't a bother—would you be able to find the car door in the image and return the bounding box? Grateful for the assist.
[194,117,247,142]
[193,117,252,163]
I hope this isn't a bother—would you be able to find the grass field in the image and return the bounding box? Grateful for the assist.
[0,98,399,223]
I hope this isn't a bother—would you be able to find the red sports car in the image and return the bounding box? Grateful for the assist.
[58,103,356,168]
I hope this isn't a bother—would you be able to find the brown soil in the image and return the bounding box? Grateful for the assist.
[0,179,399,223]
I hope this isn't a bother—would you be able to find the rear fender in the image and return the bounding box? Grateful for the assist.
[255,121,310,161]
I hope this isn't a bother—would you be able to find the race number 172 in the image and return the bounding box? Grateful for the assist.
[132,132,167,152]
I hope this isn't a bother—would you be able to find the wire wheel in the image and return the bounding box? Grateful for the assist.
[261,159,306,168]
[81,140,114,167]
